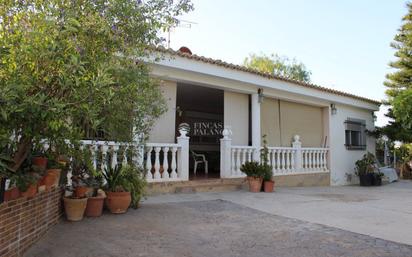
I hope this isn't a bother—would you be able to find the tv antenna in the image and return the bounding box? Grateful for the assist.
[166,19,197,48]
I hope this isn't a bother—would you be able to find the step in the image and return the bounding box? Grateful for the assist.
[147,178,247,195]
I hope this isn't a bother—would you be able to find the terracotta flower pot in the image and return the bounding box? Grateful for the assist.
[21,184,38,199]
[32,157,48,170]
[86,196,105,217]
[264,180,275,193]
[105,191,131,214]
[63,197,88,221]
[75,186,89,198]
[247,177,263,193]
[46,169,61,188]
[40,172,57,191]
[4,187,20,201]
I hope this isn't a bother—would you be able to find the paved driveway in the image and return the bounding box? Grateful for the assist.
[25,181,412,257]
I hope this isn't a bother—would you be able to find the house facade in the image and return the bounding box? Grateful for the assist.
[139,47,380,187]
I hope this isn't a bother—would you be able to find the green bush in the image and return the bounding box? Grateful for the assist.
[240,161,264,178]
[102,164,146,209]
[355,152,376,176]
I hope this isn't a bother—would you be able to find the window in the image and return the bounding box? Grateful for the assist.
[344,119,366,150]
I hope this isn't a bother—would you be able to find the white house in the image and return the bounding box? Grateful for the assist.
[140,47,380,187]
[77,47,379,189]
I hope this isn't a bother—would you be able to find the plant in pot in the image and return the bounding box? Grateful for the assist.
[12,172,38,199]
[240,161,264,193]
[102,164,132,214]
[70,148,94,198]
[0,155,20,202]
[261,135,274,192]
[84,173,106,217]
[31,146,48,170]
[355,152,377,186]
[120,165,147,209]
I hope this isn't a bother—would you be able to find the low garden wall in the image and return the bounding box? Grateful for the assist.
[0,188,63,257]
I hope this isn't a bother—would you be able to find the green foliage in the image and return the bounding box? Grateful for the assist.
[102,164,146,208]
[120,165,147,209]
[355,152,376,176]
[240,161,263,178]
[373,108,412,143]
[243,53,311,82]
[260,135,273,182]
[0,0,193,171]
[0,155,14,178]
[385,3,412,129]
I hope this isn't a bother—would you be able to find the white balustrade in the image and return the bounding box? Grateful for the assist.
[220,132,329,178]
[74,136,189,183]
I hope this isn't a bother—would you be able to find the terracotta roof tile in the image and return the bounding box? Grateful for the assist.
[154,47,381,105]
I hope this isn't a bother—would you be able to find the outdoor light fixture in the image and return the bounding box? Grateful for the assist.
[258,88,264,103]
[330,103,337,115]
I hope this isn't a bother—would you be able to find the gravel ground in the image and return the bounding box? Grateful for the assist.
[25,199,412,257]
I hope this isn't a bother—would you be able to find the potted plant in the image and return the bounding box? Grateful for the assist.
[31,147,48,170]
[261,135,274,192]
[355,152,379,186]
[262,165,275,192]
[14,173,38,198]
[240,161,264,192]
[120,165,147,209]
[103,165,131,214]
[0,155,19,201]
[84,174,106,217]
[70,148,94,198]
[63,195,88,221]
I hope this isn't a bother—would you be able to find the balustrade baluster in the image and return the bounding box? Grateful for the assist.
[154,147,161,179]
[236,149,241,175]
[231,149,236,175]
[162,147,170,179]
[111,144,119,169]
[276,151,281,173]
[122,145,128,166]
[170,147,178,178]
[90,144,97,171]
[146,147,153,180]
[101,145,109,173]
[285,150,290,172]
[242,149,247,166]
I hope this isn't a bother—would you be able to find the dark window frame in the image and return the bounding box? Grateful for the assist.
[344,119,366,150]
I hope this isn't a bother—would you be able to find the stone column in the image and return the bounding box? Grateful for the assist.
[220,127,232,178]
[251,93,261,161]
[177,128,189,181]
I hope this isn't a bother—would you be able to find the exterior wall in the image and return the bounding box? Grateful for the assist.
[148,80,177,143]
[224,91,249,145]
[261,98,281,146]
[329,104,376,185]
[0,188,62,257]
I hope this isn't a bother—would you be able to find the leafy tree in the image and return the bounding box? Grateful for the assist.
[243,53,311,82]
[0,0,193,173]
[373,108,412,142]
[384,2,412,129]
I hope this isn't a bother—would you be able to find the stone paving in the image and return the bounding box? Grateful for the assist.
[25,199,412,257]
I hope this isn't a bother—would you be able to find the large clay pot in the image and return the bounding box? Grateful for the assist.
[4,187,20,201]
[264,180,275,193]
[32,157,48,170]
[105,191,131,214]
[46,169,61,188]
[75,186,89,198]
[86,196,105,217]
[247,177,263,193]
[21,184,37,199]
[63,197,88,221]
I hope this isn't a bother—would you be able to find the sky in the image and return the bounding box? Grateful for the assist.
[164,0,408,127]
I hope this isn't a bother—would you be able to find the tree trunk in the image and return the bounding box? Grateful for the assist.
[11,136,32,171]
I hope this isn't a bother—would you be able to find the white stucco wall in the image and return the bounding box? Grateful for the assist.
[329,104,376,185]
[224,91,249,145]
[148,80,177,143]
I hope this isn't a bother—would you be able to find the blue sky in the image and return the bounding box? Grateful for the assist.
[164,0,408,126]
